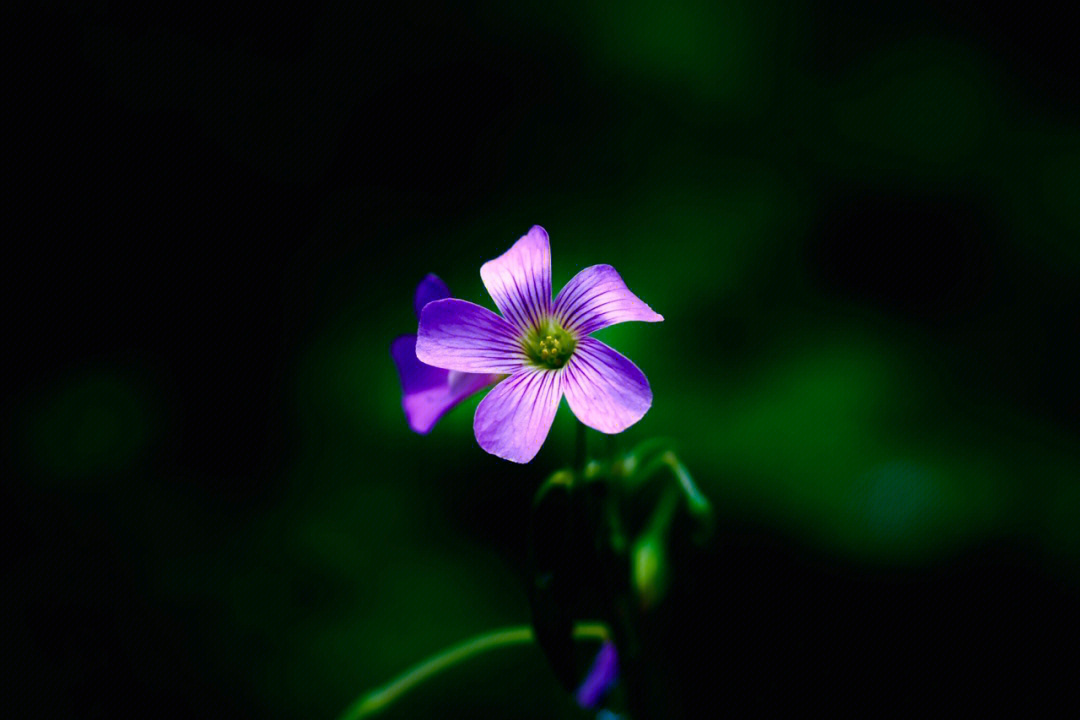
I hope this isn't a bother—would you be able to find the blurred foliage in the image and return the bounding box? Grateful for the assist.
[21,367,159,482]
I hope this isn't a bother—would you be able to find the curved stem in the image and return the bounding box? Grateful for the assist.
[660,451,711,518]
[339,623,610,720]
[631,450,711,518]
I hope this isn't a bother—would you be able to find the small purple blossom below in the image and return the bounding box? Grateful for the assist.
[415,225,662,463]
[390,274,501,434]
[576,641,619,709]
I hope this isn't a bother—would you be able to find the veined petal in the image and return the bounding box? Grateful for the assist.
[563,338,652,434]
[391,334,447,396]
[413,273,451,319]
[473,366,562,463]
[417,298,526,374]
[554,264,663,335]
[391,335,498,434]
[480,225,552,332]
[406,373,500,435]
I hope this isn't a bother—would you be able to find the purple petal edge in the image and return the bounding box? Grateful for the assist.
[554,264,663,335]
[473,366,562,463]
[563,337,652,434]
[414,274,451,320]
[390,334,496,434]
[417,298,526,374]
[403,371,498,434]
[480,226,552,332]
[391,334,448,395]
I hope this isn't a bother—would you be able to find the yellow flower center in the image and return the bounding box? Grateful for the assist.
[523,322,577,369]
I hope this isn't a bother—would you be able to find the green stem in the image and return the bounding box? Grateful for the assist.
[660,451,712,518]
[631,450,711,518]
[339,623,610,720]
[575,420,587,470]
[647,483,682,538]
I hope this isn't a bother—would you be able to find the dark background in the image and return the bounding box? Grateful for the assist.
[9,2,1080,717]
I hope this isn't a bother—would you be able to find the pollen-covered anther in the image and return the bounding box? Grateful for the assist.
[525,322,577,369]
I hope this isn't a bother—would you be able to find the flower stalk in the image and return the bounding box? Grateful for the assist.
[575,419,588,470]
[339,623,610,720]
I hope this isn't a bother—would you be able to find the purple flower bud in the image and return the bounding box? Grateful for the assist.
[575,641,619,709]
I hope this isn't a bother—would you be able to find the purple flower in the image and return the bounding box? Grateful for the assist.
[576,641,619,709]
[390,274,501,434]
[416,226,663,463]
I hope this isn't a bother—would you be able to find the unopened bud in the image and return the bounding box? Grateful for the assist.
[632,534,668,609]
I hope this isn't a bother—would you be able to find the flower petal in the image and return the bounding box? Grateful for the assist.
[473,366,562,463]
[408,374,500,435]
[417,298,527,374]
[413,273,451,320]
[563,338,652,433]
[554,264,663,335]
[480,225,552,332]
[576,641,619,709]
[391,335,498,434]
[391,334,447,396]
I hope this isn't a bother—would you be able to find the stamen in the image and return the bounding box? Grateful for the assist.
[523,320,577,369]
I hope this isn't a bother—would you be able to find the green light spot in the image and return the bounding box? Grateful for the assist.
[24,370,153,482]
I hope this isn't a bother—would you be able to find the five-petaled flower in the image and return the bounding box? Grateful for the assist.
[415,225,663,463]
[390,275,502,434]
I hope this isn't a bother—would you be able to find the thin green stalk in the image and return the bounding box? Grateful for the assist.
[660,451,712,518]
[575,420,587,469]
[339,623,610,720]
[646,483,682,538]
[631,450,712,519]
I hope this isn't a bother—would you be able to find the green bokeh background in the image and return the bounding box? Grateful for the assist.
[12,2,1080,718]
